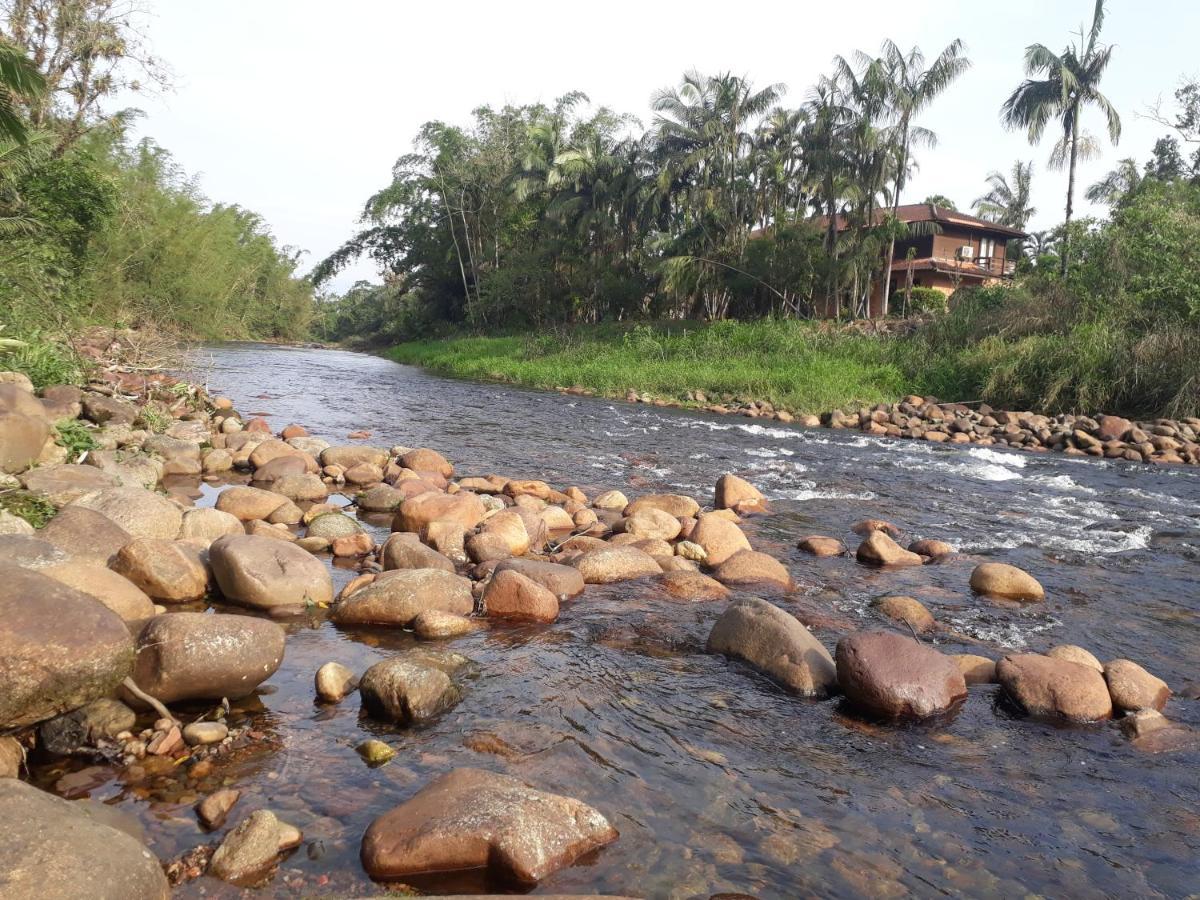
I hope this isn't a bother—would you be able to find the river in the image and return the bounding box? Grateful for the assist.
[40,343,1200,897]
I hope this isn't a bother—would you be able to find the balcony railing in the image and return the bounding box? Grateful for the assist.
[967,256,1017,277]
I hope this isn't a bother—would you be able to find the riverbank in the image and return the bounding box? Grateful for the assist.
[385,322,1200,467]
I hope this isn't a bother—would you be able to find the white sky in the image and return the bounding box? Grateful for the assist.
[122,0,1199,290]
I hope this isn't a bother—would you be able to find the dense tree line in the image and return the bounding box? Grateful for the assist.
[0,0,314,369]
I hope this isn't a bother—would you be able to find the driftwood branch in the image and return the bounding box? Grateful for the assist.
[122,677,179,725]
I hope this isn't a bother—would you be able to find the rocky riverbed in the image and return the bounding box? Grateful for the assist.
[0,341,1198,898]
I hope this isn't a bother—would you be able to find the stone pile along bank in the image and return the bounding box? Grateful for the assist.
[0,353,1192,895]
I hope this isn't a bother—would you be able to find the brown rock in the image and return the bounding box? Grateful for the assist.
[358,653,465,723]
[1104,659,1170,712]
[393,491,485,534]
[1046,644,1103,672]
[625,493,700,519]
[908,539,954,558]
[37,505,132,564]
[320,445,389,470]
[214,485,288,522]
[251,454,311,483]
[269,473,328,502]
[314,661,358,702]
[484,570,559,623]
[0,566,134,728]
[969,562,1044,601]
[492,558,585,600]
[714,473,766,511]
[706,597,836,696]
[332,532,374,557]
[128,612,284,704]
[856,531,923,567]
[871,596,935,633]
[360,768,617,885]
[399,447,454,478]
[658,570,729,601]
[380,532,455,573]
[248,439,302,470]
[996,653,1113,723]
[19,464,120,507]
[111,538,209,603]
[71,486,183,539]
[41,562,156,622]
[689,513,752,567]
[208,808,298,884]
[713,549,793,590]
[197,788,241,829]
[851,518,901,538]
[343,462,384,485]
[797,535,845,557]
[179,507,244,545]
[569,545,661,584]
[622,507,682,542]
[953,654,997,685]
[835,631,966,719]
[331,568,474,626]
[209,533,334,613]
[412,609,481,640]
[591,490,628,510]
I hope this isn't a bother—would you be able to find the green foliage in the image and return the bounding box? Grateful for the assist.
[0,327,82,387]
[906,286,947,314]
[54,418,96,457]
[0,490,56,528]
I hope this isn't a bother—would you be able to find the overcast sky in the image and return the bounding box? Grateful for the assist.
[123,0,1198,290]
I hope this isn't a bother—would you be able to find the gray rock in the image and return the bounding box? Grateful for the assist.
[0,779,169,899]
[358,653,466,724]
[38,699,137,755]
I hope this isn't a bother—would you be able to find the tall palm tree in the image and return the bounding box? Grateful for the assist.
[0,40,45,144]
[973,160,1036,228]
[873,38,971,315]
[1000,0,1120,275]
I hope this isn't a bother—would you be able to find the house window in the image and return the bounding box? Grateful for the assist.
[979,237,995,263]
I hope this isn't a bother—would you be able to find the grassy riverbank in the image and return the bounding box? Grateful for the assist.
[386,320,925,413]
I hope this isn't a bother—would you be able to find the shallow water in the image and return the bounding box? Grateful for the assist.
[37,343,1200,897]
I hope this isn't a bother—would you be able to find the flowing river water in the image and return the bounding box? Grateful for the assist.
[33,343,1200,898]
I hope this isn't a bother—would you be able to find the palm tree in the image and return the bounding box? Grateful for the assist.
[0,40,44,144]
[1084,157,1140,206]
[1000,0,1120,275]
[973,161,1036,229]
[874,38,971,315]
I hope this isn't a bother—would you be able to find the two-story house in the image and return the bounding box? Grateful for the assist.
[824,202,1026,316]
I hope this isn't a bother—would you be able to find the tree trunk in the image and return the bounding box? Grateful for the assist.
[1061,114,1079,277]
[880,131,910,319]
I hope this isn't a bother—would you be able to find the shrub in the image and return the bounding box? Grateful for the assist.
[906,286,948,315]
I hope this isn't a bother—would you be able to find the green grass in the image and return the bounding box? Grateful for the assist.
[387,320,915,414]
[0,491,57,529]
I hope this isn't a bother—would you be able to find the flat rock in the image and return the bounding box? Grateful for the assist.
[712,549,792,590]
[393,491,485,533]
[209,533,334,613]
[797,535,846,557]
[38,505,132,564]
[835,631,966,719]
[213,485,289,522]
[707,597,836,697]
[0,779,170,899]
[570,545,661,584]
[70,486,183,539]
[0,534,69,569]
[331,568,473,626]
[19,464,120,506]
[412,609,481,639]
[127,612,285,704]
[658,570,729,601]
[380,532,455,573]
[493,558,585,600]
[0,565,134,729]
[360,767,617,885]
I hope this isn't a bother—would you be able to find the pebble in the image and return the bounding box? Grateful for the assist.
[183,721,229,746]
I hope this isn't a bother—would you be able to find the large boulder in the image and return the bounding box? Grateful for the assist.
[209,533,334,614]
[493,558,585,600]
[483,570,559,623]
[621,507,682,542]
[569,545,661,584]
[269,473,327,502]
[250,454,311,483]
[714,473,766,511]
[19,464,120,507]
[80,393,137,426]
[37,505,132,564]
[358,653,465,723]
[128,612,285,704]
[214,485,289,522]
[70,487,183,540]
[0,384,51,474]
[0,534,68,569]
[0,779,170,899]
[320,445,388,470]
[380,532,456,573]
[0,565,134,729]
[969,563,1044,601]
[856,531,924,567]
[41,562,156,623]
[689,514,752,567]
[361,767,618,885]
[712,549,793,591]
[706,598,836,696]
[474,509,531,557]
[399,447,453,478]
[393,491,485,534]
[1103,659,1170,713]
[995,653,1112,723]
[356,483,407,512]
[835,631,967,719]
[331,569,474,626]
[111,538,210,603]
